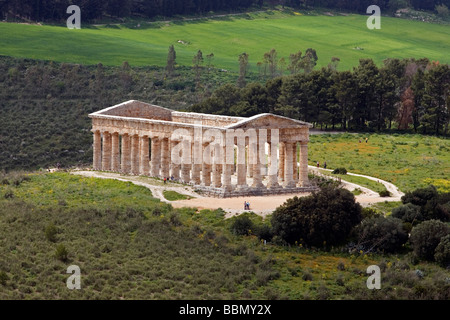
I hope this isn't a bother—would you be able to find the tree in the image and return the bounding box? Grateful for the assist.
[397,87,415,130]
[205,52,214,74]
[271,186,362,247]
[354,216,408,253]
[421,64,450,135]
[166,45,176,77]
[434,234,450,268]
[263,48,278,79]
[410,220,450,261]
[353,59,380,130]
[230,214,255,236]
[332,70,358,130]
[237,52,249,88]
[328,57,340,72]
[300,48,318,74]
[391,203,423,225]
[192,50,204,83]
[288,51,302,75]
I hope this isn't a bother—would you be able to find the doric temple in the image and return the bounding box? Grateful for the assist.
[89,100,318,197]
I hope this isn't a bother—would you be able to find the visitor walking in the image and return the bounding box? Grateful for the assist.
[317,161,320,168]
[324,161,327,169]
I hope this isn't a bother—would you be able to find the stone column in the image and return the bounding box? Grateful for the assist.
[279,142,285,182]
[267,142,280,189]
[190,138,202,185]
[130,134,140,175]
[236,139,247,189]
[121,134,131,174]
[293,142,299,183]
[161,138,170,179]
[211,143,222,188]
[93,130,102,171]
[298,141,310,187]
[222,145,232,192]
[284,142,296,188]
[247,144,254,178]
[101,131,112,171]
[170,140,181,180]
[139,136,150,176]
[111,132,120,172]
[180,139,191,183]
[150,137,161,177]
[201,143,211,186]
[251,141,264,189]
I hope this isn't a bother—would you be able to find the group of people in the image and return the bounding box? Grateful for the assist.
[163,176,175,184]
[244,201,251,210]
[359,137,369,143]
[317,161,327,169]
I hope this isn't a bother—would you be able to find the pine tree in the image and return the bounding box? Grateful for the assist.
[237,52,249,88]
[166,45,176,77]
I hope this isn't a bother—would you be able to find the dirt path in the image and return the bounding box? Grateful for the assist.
[72,168,404,218]
[308,165,404,205]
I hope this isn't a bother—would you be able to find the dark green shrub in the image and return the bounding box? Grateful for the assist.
[400,186,449,222]
[271,186,362,246]
[410,220,450,261]
[3,187,14,199]
[55,244,69,262]
[302,271,313,281]
[392,203,423,224]
[230,215,255,236]
[434,234,450,268]
[402,185,439,207]
[0,271,8,286]
[355,217,408,253]
[361,207,382,219]
[379,189,391,197]
[255,224,273,241]
[44,223,58,242]
[332,168,347,175]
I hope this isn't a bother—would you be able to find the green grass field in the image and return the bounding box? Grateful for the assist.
[0,172,448,300]
[1,10,449,71]
[308,133,450,193]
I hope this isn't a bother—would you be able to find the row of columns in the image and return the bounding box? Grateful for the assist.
[93,130,309,189]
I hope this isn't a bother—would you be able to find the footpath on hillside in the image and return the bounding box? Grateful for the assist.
[72,168,404,218]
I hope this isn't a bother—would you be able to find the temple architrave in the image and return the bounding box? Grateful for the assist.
[89,100,318,197]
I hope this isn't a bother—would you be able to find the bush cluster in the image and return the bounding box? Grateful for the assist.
[271,186,362,247]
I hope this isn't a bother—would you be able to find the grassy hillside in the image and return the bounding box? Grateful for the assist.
[0,172,449,300]
[309,133,450,193]
[1,10,449,71]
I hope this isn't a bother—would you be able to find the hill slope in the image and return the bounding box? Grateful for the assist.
[1,10,449,71]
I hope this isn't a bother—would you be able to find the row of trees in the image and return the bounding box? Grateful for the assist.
[2,0,449,22]
[190,55,450,135]
[281,0,450,12]
[0,0,259,22]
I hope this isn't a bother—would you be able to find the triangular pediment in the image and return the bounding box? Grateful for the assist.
[225,113,312,130]
[90,100,173,121]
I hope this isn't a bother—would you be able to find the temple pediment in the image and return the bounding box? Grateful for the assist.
[226,113,313,130]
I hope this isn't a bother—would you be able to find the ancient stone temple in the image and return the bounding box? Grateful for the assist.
[89,100,317,197]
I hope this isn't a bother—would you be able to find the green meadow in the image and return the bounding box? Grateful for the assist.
[1,10,449,71]
[308,133,450,193]
[0,172,448,299]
